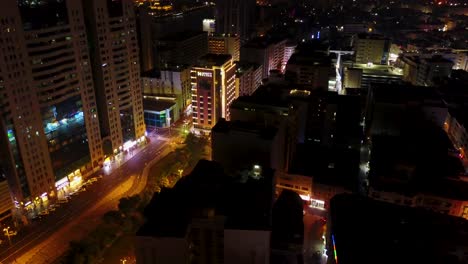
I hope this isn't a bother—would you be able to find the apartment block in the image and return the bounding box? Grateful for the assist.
[208,34,241,61]
[0,0,104,215]
[84,0,146,155]
[353,33,390,65]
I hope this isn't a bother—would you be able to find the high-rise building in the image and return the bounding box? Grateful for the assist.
[208,34,241,62]
[0,0,104,211]
[353,33,390,65]
[285,52,333,90]
[156,31,208,68]
[401,55,454,86]
[241,37,287,79]
[191,54,236,133]
[215,0,256,42]
[236,62,263,96]
[282,41,297,72]
[83,0,146,155]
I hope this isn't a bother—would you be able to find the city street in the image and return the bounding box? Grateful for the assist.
[303,207,327,264]
[0,130,178,264]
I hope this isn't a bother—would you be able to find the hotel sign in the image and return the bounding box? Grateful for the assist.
[197,71,212,78]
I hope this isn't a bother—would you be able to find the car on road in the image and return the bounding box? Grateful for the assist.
[38,210,49,216]
[58,197,70,203]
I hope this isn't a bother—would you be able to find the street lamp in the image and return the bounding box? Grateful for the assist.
[178,169,183,178]
[166,116,172,136]
[3,226,16,246]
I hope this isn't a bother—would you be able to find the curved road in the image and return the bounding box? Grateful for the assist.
[0,134,173,264]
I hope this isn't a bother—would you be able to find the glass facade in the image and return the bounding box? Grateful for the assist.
[144,109,174,128]
[42,95,90,180]
[6,121,30,198]
[120,107,136,142]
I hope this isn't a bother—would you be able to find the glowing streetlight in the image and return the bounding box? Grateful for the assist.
[3,226,16,246]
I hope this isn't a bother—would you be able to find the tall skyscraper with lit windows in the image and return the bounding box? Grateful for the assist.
[0,0,104,212]
[215,0,256,42]
[83,0,146,155]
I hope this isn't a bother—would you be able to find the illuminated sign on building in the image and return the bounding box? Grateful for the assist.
[197,72,213,78]
[310,198,326,210]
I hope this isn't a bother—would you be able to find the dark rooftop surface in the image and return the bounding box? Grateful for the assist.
[356,33,389,40]
[196,53,232,67]
[289,143,359,190]
[141,70,160,78]
[158,30,206,42]
[143,99,176,112]
[137,160,273,238]
[369,120,466,199]
[235,61,261,74]
[242,36,286,49]
[287,52,332,66]
[212,118,278,141]
[330,194,468,264]
[370,83,446,107]
[231,84,291,109]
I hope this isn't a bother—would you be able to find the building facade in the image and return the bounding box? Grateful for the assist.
[353,33,390,65]
[191,54,236,132]
[236,62,263,96]
[0,0,106,216]
[156,31,208,68]
[84,0,146,155]
[141,66,192,112]
[241,37,287,79]
[208,34,240,61]
[215,0,256,42]
[285,52,332,90]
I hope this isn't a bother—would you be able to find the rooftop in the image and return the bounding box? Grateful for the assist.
[370,83,445,107]
[330,194,468,264]
[143,98,176,112]
[158,30,206,42]
[196,53,232,67]
[137,160,274,238]
[231,84,291,110]
[356,33,389,40]
[212,119,278,141]
[287,52,332,67]
[242,36,287,49]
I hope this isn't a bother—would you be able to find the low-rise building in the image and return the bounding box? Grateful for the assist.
[143,97,179,129]
[141,65,192,113]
